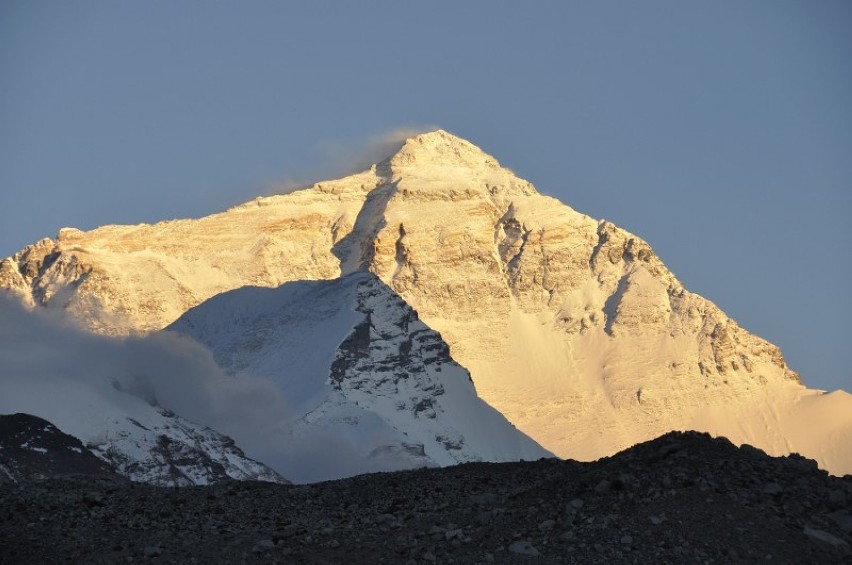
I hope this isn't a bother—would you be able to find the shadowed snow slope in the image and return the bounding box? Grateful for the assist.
[167,272,551,481]
[3,129,850,475]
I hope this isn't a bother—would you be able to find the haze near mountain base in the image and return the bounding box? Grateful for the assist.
[1,129,850,478]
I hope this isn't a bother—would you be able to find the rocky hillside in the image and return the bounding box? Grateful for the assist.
[1,431,849,564]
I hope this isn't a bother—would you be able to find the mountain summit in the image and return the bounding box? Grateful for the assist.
[385,129,504,171]
[2,130,850,477]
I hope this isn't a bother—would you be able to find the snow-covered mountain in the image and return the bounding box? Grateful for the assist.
[167,272,550,480]
[0,297,285,486]
[2,129,850,476]
[0,367,285,486]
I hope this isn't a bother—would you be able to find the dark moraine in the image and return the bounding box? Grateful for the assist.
[1,430,850,564]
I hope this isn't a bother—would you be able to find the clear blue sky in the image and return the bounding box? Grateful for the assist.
[1,1,850,391]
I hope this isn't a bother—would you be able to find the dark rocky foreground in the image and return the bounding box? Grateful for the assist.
[1,432,850,564]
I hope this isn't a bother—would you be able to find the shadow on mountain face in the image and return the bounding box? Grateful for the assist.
[331,181,398,275]
[602,272,630,337]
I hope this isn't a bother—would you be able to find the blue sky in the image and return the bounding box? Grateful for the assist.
[1,1,850,391]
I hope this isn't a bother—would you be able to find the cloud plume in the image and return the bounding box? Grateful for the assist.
[268,125,439,195]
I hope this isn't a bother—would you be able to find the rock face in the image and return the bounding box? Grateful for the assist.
[1,432,850,564]
[0,413,120,482]
[168,272,551,482]
[2,129,850,475]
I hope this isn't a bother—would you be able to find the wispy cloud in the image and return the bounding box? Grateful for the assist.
[266,125,439,195]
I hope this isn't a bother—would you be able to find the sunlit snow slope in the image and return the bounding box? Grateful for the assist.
[3,130,850,475]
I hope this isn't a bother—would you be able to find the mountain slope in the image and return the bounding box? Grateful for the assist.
[352,131,852,474]
[167,272,551,482]
[0,367,285,486]
[2,130,849,475]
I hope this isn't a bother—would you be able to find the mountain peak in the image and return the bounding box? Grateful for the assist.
[386,129,502,171]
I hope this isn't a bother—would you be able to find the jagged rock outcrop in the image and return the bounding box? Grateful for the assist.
[3,130,850,475]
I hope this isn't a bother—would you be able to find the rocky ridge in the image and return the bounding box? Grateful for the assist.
[1,431,849,564]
